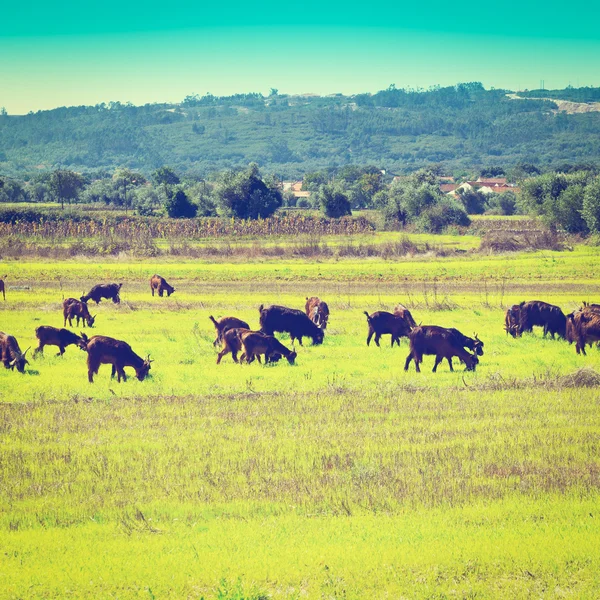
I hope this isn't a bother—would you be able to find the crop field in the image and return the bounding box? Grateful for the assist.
[1,246,600,598]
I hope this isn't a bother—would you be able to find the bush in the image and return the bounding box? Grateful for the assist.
[317,185,352,218]
[487,191,518,216]
[165,189,198,218]
[215,163,282,220]
[459,189,487,214]
[417,199,470,233]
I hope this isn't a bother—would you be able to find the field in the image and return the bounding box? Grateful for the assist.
[2,239,600,598]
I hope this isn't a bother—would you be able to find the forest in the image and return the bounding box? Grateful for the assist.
[1,83,600,179]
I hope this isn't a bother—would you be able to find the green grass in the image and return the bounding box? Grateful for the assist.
[1,253,600,598]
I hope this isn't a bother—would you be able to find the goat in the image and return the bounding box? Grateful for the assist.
[240,332,297,365]
[150,274,175,297]
[364,311,413,347]
[63,298,96,328]
[0,332,30,373]
[85,335,152,383]
[216,327,251,364]
[81,283,122,304]
[393,304,416,328]
[259,304,324,346]
[209,315,250,347]
[0,274,6,301]
[404,326,479,373]
[305,297,330,330]
[517,300,566,339]
[34,326,88,356]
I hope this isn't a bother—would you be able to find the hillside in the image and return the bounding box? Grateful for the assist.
[1,83,600,178]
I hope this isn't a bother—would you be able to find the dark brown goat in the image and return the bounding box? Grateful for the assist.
[240,332,297,365]
[0,332,30,373]
[63,298,96,328]
[0,275,6,301]
[150,274,175,297]
[517,300,566,339]
[81,283,122,304]
[364,311,413,347]
[209,315,250,347]
[35,326,88,356]
[404,326,479,373]
[305,297,330,329]
[85,335,152,383]
[259,304,324,346]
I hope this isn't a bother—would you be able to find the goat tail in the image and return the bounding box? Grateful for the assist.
[258,304,264,313]
[364,311,372,322]
[208,315,218,326]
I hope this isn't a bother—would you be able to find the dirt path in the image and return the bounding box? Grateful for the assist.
[506,93,600,114]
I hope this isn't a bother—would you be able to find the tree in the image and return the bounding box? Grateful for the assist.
[215,163,282,220]
[152,166,180,198]
[458,188,487,214]
[581,178,600,234]
[112,168,146,213]
[417,199,470,233]
[49,170,85,209]
[317,185,352,218]
[165,189,198,218]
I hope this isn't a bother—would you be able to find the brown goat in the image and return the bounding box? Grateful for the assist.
[0,332,30,373]
[150,274,175,297]
[240,332,297,365]
[364,310,413,347]
[35,326,88,356]
[216,327,251,364]
[404,326,479,373]
[567,310,600,355]
[305,297,330,329]
[209,315,250,346]
[81,283,122,304]
[393,304,416,328]
[63,298,96,328]
[85,335,152,383]
[504,305,521,337]
[0,275,6,301]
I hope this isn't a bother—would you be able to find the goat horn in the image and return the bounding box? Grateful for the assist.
[22,347,30,358]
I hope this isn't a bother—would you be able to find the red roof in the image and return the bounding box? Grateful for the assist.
[477,177,508,185]
[440,183,459,193]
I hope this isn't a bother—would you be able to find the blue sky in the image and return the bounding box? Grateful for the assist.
[1,0,599,113]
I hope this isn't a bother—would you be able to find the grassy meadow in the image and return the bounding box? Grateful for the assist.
[1,243,600,598]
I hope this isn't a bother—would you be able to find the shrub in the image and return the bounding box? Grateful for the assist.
[317,185,352,218]
[417,199,470,233]
[165,190,198,218]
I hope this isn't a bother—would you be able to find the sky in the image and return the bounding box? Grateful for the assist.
[1,0,600,114]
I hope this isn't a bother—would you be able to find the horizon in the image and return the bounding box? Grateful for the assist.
[2,0,600,115]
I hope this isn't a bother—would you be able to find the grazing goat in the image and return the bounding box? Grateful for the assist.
[0,275,6,301]
[0,332,30,373]
[35,326,88,356]
[504,305,521,337]
[81,283,122,304]
[259,304,324,346]
[404,326,479,373]
[85,335,152,383]
[305,297,330,329]
[209,315,250,347]
[240,332,297,365]
[446,328,484,356]
[63,298,96,328]
[364,311,413,347]
[517,300,566,339]
[150,274,175,297]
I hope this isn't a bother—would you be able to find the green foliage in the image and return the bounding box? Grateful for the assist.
[0,177,27,203]
[459,188,488,215]
[215,163,282,220]
[581,179,600,233]
[49,169,85,207]
[2,85,600,178]
[317,184,352,218]
[152,166,180,187]
[487,191,518,216]
[164,189,198,218]
[520,170,597,233]
[417,198,471,233]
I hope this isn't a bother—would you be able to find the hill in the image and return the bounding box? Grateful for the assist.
[1,83,600,178]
